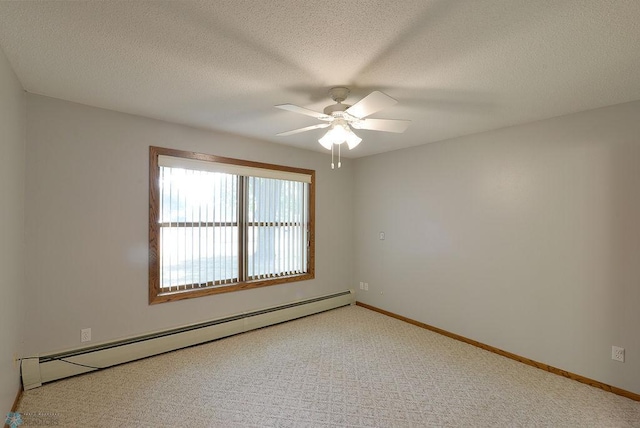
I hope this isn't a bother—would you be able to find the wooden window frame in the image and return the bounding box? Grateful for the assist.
[149,146,315,304]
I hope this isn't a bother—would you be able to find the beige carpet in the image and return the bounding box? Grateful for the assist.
[16,305,640,427]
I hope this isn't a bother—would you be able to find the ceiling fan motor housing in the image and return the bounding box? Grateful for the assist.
[323,87,352,116]
[323,103,351,116]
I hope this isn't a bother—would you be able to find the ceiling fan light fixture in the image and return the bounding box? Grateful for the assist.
[318,121,361,150]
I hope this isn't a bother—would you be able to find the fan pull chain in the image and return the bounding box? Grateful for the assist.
[331,144,335,169]
[330,144,343,169]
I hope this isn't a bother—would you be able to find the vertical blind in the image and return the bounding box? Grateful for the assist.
[246,176,308,280]
[157,156,310,291]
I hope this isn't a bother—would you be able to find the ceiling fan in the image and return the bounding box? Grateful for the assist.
[276,87,410,168]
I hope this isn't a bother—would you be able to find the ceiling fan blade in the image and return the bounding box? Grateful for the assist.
[345,91,398,119]
[275,104,332,120]
[351,118,410,133]
[276,123,330,136]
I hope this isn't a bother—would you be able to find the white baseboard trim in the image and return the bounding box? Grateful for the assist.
[22,290,354,390]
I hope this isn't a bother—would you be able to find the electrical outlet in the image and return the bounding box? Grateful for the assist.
[612,346,625,362]
[364,283,369,291]
[81,328,92,343]
[379,232,385,240]
[359,282,364,290]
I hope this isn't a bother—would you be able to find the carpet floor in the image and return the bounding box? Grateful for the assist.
[16,305,640,427]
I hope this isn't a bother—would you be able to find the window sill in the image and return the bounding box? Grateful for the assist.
[149,272,315,304]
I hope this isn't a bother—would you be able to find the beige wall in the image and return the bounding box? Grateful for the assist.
[24,94,354,356]
[0,47,26,413]
[353,101,640,394]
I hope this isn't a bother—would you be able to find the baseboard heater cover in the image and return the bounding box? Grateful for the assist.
[22,290,354,390]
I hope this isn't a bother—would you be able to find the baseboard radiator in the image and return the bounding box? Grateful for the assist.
[22,290,354,390]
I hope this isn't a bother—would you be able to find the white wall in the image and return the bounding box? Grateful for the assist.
[354,101,640,395]
[24,94,353,356]
[0,47,26,413]
[21,91,640,396]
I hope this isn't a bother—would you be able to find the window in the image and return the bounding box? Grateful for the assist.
[149,146,315,304]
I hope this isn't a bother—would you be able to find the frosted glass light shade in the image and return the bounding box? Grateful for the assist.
[345,131,362,149]
[318,122,362,150]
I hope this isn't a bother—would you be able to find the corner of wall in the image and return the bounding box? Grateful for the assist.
[0,45,27,415]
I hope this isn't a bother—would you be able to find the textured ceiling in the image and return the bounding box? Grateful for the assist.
[1,0,639,158]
